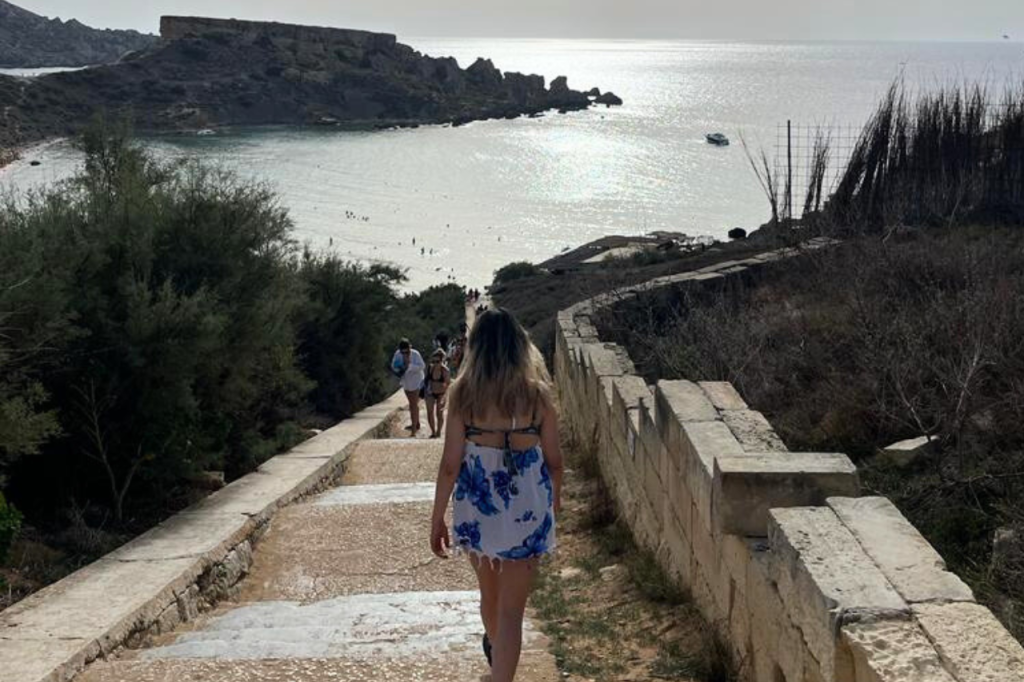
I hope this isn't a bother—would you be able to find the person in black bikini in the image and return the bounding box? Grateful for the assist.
[425,348,451,438]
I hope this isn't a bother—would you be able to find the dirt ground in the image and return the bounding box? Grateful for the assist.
[529,452,733,682]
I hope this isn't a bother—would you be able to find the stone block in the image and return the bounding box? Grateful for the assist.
[841,618,956,682]
[682,420,746,532]
[828,497,974,605]
[722,409,788,452]
[721,535,753,597]
[913,602,1024,682]
[655,380,719,427]
[767,507,910,681]
[638,398,662,468]
[878,435,934,467]
[690,506,720,588]
[663,456,693,540]
[641,439,667,531]
[104,511,253,563]
[698,381,748,411]
[662,508,693,588]
[612,375,650,452]
[712,452,860,536]
[583,343,625,378]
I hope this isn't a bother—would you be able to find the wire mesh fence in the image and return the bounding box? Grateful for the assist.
[773,122,860,219]
[775,106,1024,220]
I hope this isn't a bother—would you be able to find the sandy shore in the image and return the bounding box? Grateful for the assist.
[0,137,67,175]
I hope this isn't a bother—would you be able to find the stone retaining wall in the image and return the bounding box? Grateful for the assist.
[554,239,1024,682]
[0,392,406,682]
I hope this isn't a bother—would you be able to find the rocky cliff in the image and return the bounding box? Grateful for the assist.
[0,0,156,68]
[0,15,617,152]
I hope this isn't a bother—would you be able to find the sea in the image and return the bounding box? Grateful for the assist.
[2,39,1021,290]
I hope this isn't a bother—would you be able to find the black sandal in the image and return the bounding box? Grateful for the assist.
[482,633,493,667]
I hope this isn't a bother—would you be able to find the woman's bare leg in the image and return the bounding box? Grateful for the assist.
[426,397,438,436]
[436,398,446,436]
[470,555,500,648]
[491,559,538,682]
[405,390,421,432]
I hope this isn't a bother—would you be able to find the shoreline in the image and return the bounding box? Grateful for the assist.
[0,137,68,174]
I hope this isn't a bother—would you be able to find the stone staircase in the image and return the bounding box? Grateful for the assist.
[75,434,558,682]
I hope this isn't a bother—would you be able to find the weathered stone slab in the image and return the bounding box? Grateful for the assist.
[828,497,974,605]
[0,636,97,682]
[698,381,748,411]
[913,602,1024,682]
[656,380,719,424]
[767,507,910,682]
[712,452,859,536]
[878,435,934,468]
[582,343,624,378]
[842,619,956,682]
[0,555,201,652]
[612,375,651,452]
[681,420,745,530]
[722,409,788,452]
[105,511,254,563]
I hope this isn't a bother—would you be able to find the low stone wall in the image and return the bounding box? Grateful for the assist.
[0,392,406,682]
[554,239,1024,682]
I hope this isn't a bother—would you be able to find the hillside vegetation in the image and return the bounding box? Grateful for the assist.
[0,123,464,607]
[600,81,1024,641]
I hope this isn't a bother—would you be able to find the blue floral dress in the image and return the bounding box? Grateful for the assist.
[452,439,555,564]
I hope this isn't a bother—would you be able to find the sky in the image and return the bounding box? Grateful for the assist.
[17,0,1024,42]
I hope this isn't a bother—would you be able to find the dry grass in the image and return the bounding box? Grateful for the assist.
[529,439,738,682]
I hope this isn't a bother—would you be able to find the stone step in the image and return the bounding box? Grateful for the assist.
[77,650,558,682]
[76,591,556,682]
[343,438,443,485]
[240,498,473,602]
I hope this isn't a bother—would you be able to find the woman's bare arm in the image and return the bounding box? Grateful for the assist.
[539,402,564,516]
[430,405,465,557]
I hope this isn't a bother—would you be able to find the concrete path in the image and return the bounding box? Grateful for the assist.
[76,432,558,682]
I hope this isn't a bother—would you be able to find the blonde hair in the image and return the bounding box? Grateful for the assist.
[449,308,553,421]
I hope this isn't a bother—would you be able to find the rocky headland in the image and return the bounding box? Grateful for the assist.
[0,15,621,156]
[0,0,156,68]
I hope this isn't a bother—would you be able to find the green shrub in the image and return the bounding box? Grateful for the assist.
[494,261,542,285]
[0,492,22,564]
[0,120,464,529]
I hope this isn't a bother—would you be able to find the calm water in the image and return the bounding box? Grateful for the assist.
[3,40,1022,289]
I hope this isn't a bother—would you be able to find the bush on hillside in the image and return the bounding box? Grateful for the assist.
[0,121,464,534]
[0,492,21,564]
[494,261,543,285]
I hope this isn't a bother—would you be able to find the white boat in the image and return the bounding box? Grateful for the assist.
[706,132,730,146]
[196,129,216,136]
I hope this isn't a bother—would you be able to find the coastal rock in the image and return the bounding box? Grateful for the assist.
[0,15,606,151]
[0,0,157,68]
[595,91,624,106]
[550,75,570,95]
[586,87,601,97]
[504,71,546,106]
[466,57,504,91]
